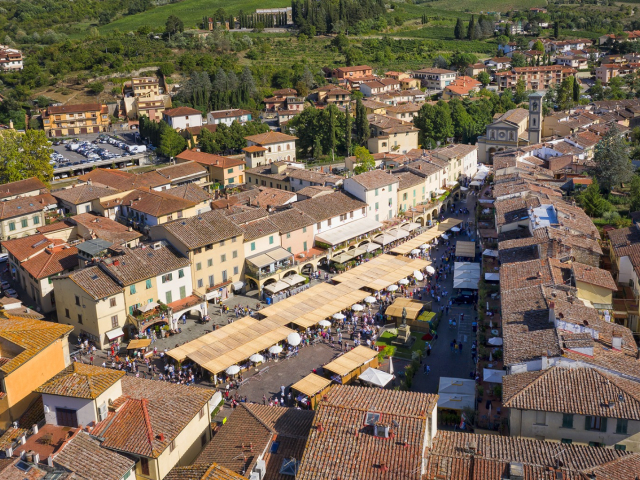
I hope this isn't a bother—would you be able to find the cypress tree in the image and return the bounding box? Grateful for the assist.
[345,104,352,156]
[355,97,370,146]
[454,18,464,40]
[467,15,475,40]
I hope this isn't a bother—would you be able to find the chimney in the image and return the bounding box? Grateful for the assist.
[47,455,54,467]
[19,434,26,445]
[548,301,555,324]
[612,334,623,350]
[33,453,39,464]
[32,424,38,434]
[5,447,12,458]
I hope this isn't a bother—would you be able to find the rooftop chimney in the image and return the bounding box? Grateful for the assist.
[612,334,623,350]
[548,301,555,324]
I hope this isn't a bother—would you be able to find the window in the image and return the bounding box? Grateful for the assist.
[585,416,607,432]
[110,297,116,307]
[196,262,202,271]
[362,207,366,215]
[200,406,206,419]
[140,458,150,476]
[375,202,379,210]
[269,236,274,244]
[21,218,28,228]
[340,214,346,221]
[75,295,80,306]
[33,216,40,225]
[227,168,234,174]
[111,315,118,328]
[403,193,408,200]
[65,308,70,318]
[615,444,627,451]
[303,227,307,233]
[228,178,235,184]
[129,306,134,315]
[327,218,332,227]
[222,270,228,282]
[145,279,152,289]
[208,259,213,267]
[162,273,173,283]
[178,269,184,279]
[562,414,573,429]
[197,279,204,288]
[375,188,379,196]
[56,408,78,428]
[232,236,237,243]
[251,242,256,251]
[77,314,83,325]
[534,411,546,425]
[8,222,15,231]
[317,222,321,230]
[166,291,172,304]
[233,266,239,275]
[589,441,603,447]
[561,438,572,444]
[287,247,292,253]
[616,419,628,435]
[221,254,226,263]
[287,233,291,239]
[232,250,238,259]
[180,286,186,299]
[209,275,215,286]
[303,241,308,251]
[130,285,136,294]
[220,240,225,246]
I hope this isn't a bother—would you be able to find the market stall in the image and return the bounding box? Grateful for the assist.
[358,367,394,388]
[291,373,333,409]
[455,241,476,259]
[323,346,379,385]
[453,262,481,290]
[390,218,463,256]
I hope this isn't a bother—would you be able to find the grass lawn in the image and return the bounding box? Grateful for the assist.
[376,330,426,359]
[99,0,290,34]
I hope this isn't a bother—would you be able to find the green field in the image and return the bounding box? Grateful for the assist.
[99,0,290,34]
[425,0,546,12]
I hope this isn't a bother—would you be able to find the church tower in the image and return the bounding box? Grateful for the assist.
[528,91,544,144]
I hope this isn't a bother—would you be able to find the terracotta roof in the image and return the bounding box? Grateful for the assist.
[121,188,196,217]
[0,314,73,375]
[100,245,189,285]
[167,184,211,204]
[268,208,316,234]
[37,363,124,399]
[1,234,60,262]
[208,109,251,119]
[253,188,296,208]
[165,463,246,480]
[0,195,47,219]
[63,265,122,300]
[503,367,640,420]
[94,375,212,458]
[78,169,168,190]
[156,161,208,181]
[0,177,47,199]
[53,430,134,480]
[245,131,298,145]
[294,192,367,222]
[20,244,78,279]
[572,262,617,290]
[394,171,424,191]
[70,213,142,244]
[240,218,280,241]
[347,169,398,190]
[242,145,267,153]
[36,220,75,234]
[176,150,246,168]
[185,124,217,135]
[225,208,269,225]
[297,385,438,480]
[155,210,244,249]
[52,184,120,205]
[295,186,334,198]
[335,65,372,73]
[48,103,103,115]
[163,107,202,117]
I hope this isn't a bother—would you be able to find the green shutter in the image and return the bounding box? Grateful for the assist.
[146,279,152,289]
[166,291,172,304]
[600,417,607,432]
[180,286,186,299]
[129,306,134,315]
[585,416,592,430]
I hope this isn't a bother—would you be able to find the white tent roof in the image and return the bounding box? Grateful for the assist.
[264,280,289,294]
[358,367,394,387]
[487,337,503,346]
[482,249,499,257]
[483,368,506,384]
[453,262,481,290]
[316,217,383,246]
[469,180,482,187]
[438,394,475,411]
[485,273,500,281]
[437,377,476,411]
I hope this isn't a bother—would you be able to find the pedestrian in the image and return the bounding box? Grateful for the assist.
[448,318,452,329]
[450,341,454,353]
[281,385,285,397]
[90,355,94,365]
[263,394,267,405]
[426,365,430,375]
[424,363,428,375]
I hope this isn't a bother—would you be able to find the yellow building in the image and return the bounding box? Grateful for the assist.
[132,77,160,97]
[0,196,48,243]
[149,210,245,303]
[52,266,127,350]
[0,313,73,430]
[572,262,617,308]
[42,103,110,137]
[395,171,426,213]
[367,114,419,154]
[176,150,246,188]
[118,188,200,229]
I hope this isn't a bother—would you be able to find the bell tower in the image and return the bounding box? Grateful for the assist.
[528,91,544,144]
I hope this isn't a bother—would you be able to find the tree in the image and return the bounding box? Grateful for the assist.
[532,40,545,53]
[511,52,527,68]
[345,104,352,157]
[159,127,187,157]
[87,81,104,94]
[355,97,370,146]
[467,15,476,40]
[553,21,560,39]
[166,15,184,36]
[454,18,465,40]
[578,179,610,217]
[477,71,491,87]
[353,146,375,174]
[592,125,634,192]
[514,78,528,104]
[0,130,53,185]
[572,76,580,103]
[630,175,640,213]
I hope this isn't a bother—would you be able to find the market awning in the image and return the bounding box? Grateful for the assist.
[453,262,481,290]
[139,301,158,313]
[246,253,273,269]
[358,367,394,387]
[247,247,293,268]
[268,247,294,263]
[438,377,475,410]
[231,281,244,291]
[264,280,289,294]
[106,327,124,341]
[291,373,332,397]
[455,241,476,258]
[470,180,482,187]
[482,249,499,257]
[282,274,306,286]
[400,222,420,232]
[366,242,381,252]
[127,338,151,350]
[483,368,506,384]
[485,273,500,281]
[315,217,383,246]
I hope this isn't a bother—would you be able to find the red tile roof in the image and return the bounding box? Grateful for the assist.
[163,107,202,117]
[177,150,245,168]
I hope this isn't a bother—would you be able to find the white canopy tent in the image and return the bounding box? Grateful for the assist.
[483,368,506,384]
[315,217,383,247]
[438,377,475,411]
[487,337,503,346]
[453,262,481,290]
[485,272,500,282]
[482,249,499,257]
[264,280,289,294]
[358,367,394,387]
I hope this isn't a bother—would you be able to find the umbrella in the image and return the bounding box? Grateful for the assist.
[387,285,398,292]
[250,354,264,363]
[364,296,377,303]
[352,304,364,311]
[333,313,345,320]
[318,319,331,327]
[410,249,421,255]
[441,233,449,240]
[420,244,428,249]
[398,278,410,285]
[414,270,424,281]
[287,332,301,346]
[225,365,240,375]
[451,227,461,232]
[426,266,436,275]
[268,345,283,354]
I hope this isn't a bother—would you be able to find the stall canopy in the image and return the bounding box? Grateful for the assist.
[291,373,332,397]
[315,217,382,247]
[453,262,481,290]
[127,338,151,350]
[246,247,293,268]
[282,274,306,287]
[455,241,476,258]
[385,297,425,321]
[482,249,499,257]
[400,222,421,232]
[485,273,500,282]
[106,327,124,341]
[264,280,290,294]
[483,368,506,384]
[438,377,476,411]
[390,218,463,256]
[324,345,378,378]
[487,337,503,346]
[331,254,429,292]
[331,245,369,264]
[358,367,394,387]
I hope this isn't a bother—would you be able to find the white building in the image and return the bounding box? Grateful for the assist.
[0,46,23,71]
[162,107,203,130]
[431,144,479,184]
[207,109,252,126]
[410,68,457,90]
[244,131,298,166]
[343,170,399,222]
[155,255,193,306]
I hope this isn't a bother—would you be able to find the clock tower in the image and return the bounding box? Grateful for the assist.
[528,91,544,145]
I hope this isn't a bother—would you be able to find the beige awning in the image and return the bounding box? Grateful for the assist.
[291,373,332,397]
[323,345,378,377]
[455,241,476,258]
[246,253,273,269]
[268,247,293,263]
[390,218,463,255]
[282,274,306,286]
[127,339,152,350]
[264,280,289,294]
[385,297,425,320]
